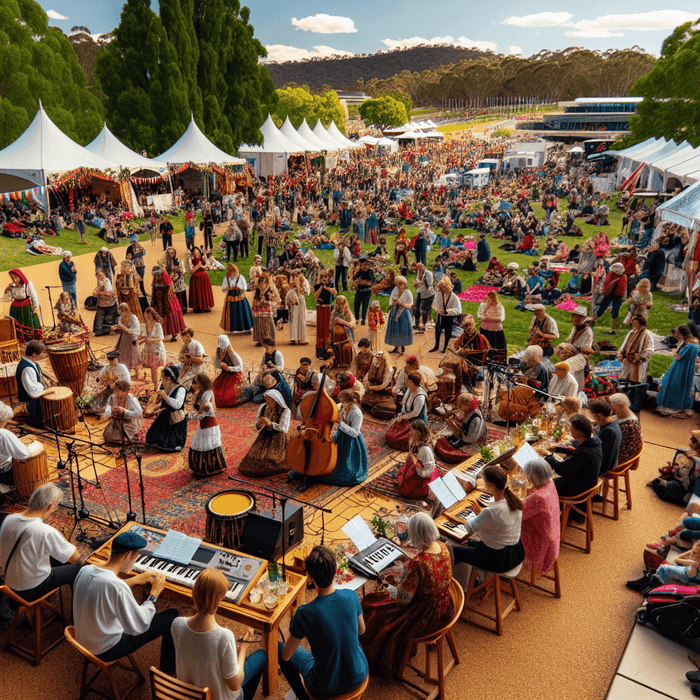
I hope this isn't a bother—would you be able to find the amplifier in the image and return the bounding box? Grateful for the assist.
[240,502,304,562]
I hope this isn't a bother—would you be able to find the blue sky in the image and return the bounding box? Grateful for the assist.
[41,1,699,61]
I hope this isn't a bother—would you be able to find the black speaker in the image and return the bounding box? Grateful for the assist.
[240,502,304,562]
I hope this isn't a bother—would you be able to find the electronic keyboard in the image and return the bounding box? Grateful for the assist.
[348,538,408,579]
[127,524,265,605]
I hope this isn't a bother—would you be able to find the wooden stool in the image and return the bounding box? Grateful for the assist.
[301,675,369,700]
[599,445,644,520]
[150,666,211,700]
[0,584,64,665]
[461,563,522,636]
[560,479,603,553]
[397,578,465,700]
[64,625,145,700]
[520,560,562,598]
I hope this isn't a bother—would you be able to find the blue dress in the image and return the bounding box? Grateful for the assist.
[322,406,368,486]
[385,287,414,347]
[657,342,699,411]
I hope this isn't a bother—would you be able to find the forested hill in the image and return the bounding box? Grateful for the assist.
[264,45,493,90]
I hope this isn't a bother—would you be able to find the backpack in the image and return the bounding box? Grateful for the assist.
[637,584,700,639]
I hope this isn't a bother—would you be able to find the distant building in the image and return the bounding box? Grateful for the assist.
[503,141,549,169]
[515,97,642,143]
[337,92,371,117]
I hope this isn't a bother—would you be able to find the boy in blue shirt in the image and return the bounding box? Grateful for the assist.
[280,546,368,699]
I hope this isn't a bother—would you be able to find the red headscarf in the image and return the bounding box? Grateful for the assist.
[9,269,28,285]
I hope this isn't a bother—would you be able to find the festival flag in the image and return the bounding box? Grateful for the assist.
[620,162,645,194]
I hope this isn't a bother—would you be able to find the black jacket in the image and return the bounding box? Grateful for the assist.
[547,435,602,497]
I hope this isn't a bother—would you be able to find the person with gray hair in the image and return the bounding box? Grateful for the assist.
[360,511,455,678]
[609,392,643,463]
[520,344,549,395]
[0,483,81,602]
[521,459,561,575]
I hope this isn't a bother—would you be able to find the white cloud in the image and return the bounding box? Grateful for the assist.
[263,44,354,63]
[508,45,523,55]
[573,10,698,33]
[564,29,624,38]
[46,9,68,20]
[291,14,357,34]
[381,35,497,53]
[502,12,572,28]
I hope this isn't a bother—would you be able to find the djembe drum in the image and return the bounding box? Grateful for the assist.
[204,490,257,551]
[13,439,49,501]
[41,386,77,433]
[47,342,89,397]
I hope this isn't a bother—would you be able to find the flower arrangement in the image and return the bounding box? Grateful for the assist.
[555,295,579,311]
[332,543,356,585]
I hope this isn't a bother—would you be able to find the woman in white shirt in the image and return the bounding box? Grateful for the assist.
[112,303,142,379]
[452,465,525,573]
[397,420,439,499]
[172,568,266,700]
[477,290,507,364]
[429,276,462,354]
[220,264,253,334]
[548,362,579,400]
[188,374,226,477]
[321,390,368,486]
[139,307,166,390]
[145,366,188,452]
[101,380,143,444]
[213,335,249,407]
[386,371,428,451]
[384,275,413,355]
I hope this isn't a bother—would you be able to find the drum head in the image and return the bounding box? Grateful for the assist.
[47,386,73,400]
[206,490,255,518]
[48,342,84,354]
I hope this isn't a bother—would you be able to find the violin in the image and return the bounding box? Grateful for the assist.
[286,367,339,477]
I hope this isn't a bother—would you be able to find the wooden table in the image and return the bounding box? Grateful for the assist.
[88,522,308,695]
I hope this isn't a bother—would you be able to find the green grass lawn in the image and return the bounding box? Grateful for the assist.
[2,198,685,374]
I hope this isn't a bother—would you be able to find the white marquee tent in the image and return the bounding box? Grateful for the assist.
[155,113,245,165]
[239,115,301,178]
[0,101,120,192]
[279,117,319,152]
[86,123,167,174]
[311,120,342,151]
[658,178,700,231]
[327,121,360,149]
[297,119,330,152]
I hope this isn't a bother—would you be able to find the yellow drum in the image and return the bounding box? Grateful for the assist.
[204,490,256,551]
[13,439,49,501]
[41,386,77,434]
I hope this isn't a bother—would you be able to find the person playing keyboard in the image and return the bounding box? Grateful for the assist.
[73,531,178,674]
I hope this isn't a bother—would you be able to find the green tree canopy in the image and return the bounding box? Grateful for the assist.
[0,0,104,150]
[358,96,408,128]
[273,86,346,133]
[623,20,700,147]
[96,0,190,156]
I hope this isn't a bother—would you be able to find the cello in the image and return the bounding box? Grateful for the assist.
[286,366,339,478]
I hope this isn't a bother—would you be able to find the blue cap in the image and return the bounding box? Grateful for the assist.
[130,234,139,242]
[112,531,148,553]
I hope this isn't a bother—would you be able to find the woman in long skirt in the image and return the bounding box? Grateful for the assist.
[321,390,368,486]
[5,269,42,341]
[238,389,290,477]
[139,306,166,390]
[188,246,215,313]
[101,380,143,444]
[477,290,507,365]
[151,266,186,342]
[145,366,188,452]
[84,350,130,416]
[220,264,253,333]
[286,272,309,345]
[252,272,280,345]
[213,335,250,407]
[165,247,188,315]
[656,325,700,417]
[313,270,336,358]
[188,374,226,477]
[112,303,142,381]
[385,276,413,355]
[114,260,144,322]
[386,371,428,451]
[397,420,439,499]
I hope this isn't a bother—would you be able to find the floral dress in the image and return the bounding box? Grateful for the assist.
[361,542,454,678]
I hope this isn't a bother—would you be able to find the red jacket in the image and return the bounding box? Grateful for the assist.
[601,272,626,297]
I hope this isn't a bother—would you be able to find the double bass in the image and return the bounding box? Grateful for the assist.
[286,367,339,477]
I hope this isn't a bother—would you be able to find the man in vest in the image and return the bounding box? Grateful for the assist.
[15,340,55,428]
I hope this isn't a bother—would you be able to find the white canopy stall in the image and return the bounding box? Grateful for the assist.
[311,120,342,151]
[279,117,319,152]
[297,119,330,152]
[238,115,300,178]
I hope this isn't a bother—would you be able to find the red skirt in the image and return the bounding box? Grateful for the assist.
[189,270,215,312]
[397,458,439,499]
[213,371,250,407]
[316,304,331,349]
[435,437,467,464]
[386,421,410,451]
[163,293,186,337]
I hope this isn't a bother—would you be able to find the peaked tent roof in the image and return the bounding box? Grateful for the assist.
[311,121,341,151]
[239,115,301,154]
[155,114,244,164]
[297,119,330,151]
[658,179,700,229]
[0,101,120,183]
[651,143,699,178]
[86,123,167,171]
[606,137,658,158]
[279,117,319,152]
[326,121,359,149]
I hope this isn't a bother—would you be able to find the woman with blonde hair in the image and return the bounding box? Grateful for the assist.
[330,295,357,368]
[477,290,506,364]
[112,303,142,380]
[251,272,280,346]
[164,247,187,316]
[138,306,166,389]
[101,380,142,444]
[397,420,438,498]
[286,272,309,345]
[385,275,413,355]
[171,568,267,700]
[114,260,144,322]
[430,276,461,354]
[220,263,253,334]
[624,277,653,324]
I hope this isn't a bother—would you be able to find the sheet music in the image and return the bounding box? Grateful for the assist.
[342,515,376,551]
[443,471,467,502]
[153,530,202,566]
[430,472,468,509]
[513,442,539,470]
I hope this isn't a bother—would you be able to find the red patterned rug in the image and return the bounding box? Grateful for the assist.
[80,403,391,537]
